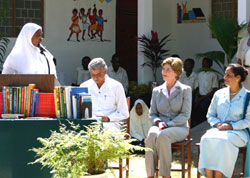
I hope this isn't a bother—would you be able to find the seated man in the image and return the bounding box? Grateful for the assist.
[179,58,198,91]
[72,56,91,86]
[107,54,128,94]
[80,57,129,129]
[192,58,218,126]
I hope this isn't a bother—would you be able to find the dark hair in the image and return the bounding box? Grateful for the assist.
[171,54,180,58]
[227,64,249,82]
[111,53,120,63]
[203,57,213,66]
[72,8,78,13]
[184,58,195,66]
[82,56,91,63]
[80,8,85,12]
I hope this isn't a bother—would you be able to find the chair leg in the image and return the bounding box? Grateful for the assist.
[196,146,201,178]
[181,147,185,178]
[187,144,192,178]
[126,158,129,178]
[242,150,246,177]
[156,157,159,177]
[119,158,123,178]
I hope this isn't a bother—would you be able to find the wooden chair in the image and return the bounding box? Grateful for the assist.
[195,143,246,178]
[155,119,192,178]
[111,97,131,178]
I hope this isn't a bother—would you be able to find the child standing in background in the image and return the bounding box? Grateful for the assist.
[67,8,81,42]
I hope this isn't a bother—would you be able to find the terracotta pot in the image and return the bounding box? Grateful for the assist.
[80,172,108,178]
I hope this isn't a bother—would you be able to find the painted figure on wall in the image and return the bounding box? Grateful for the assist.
[88,4,98,39]
[67,8,82,42]
[66,2,110,42]
[79,8,90,40]
[95,9,107,41]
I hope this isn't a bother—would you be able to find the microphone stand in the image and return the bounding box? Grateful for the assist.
[38,44,50,74]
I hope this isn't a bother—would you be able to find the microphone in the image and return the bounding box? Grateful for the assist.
[38,43,50,74]
[38,43,46,54]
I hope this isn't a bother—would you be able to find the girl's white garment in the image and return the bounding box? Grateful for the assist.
[2,23,57,77]
[129,99,152,141]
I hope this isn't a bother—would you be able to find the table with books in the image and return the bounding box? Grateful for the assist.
[0,74,96,178]
[0,118,98,178]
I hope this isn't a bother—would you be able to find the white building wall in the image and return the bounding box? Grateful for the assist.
[152,0,223,83]
[4,0,116,85]
[138,0,153,84]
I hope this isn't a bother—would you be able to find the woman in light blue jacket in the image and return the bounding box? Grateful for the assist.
[199,64,250,178]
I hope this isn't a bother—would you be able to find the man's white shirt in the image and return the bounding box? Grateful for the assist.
[80,75,129,129]
[107,66,128,93]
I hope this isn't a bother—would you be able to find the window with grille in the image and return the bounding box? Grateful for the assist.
[212,0,238,20]
[0,0,44,37]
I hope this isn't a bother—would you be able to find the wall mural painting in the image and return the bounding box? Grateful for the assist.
[68,0,112,42]
[177,1,206,24]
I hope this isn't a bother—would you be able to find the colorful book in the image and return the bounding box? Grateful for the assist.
[27,84,36,117]
[2,87,5,114]
[18,87,22,114]
[65,87,72,118]
[9,87,13,114]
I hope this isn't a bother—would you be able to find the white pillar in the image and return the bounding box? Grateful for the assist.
[138,0,153,84]
[238,0,250,24]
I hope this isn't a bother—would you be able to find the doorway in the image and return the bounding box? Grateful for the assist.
[116,0,138,82]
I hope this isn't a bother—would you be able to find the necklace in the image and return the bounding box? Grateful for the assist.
[230,90,239,96]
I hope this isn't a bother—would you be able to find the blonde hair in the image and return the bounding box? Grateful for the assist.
[161,57,183,80]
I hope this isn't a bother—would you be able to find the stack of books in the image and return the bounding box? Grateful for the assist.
[2,84,39,117]
[0,85,92,119]
[54,86,92,119]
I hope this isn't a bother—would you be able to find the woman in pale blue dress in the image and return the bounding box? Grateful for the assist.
[198,64,250,178]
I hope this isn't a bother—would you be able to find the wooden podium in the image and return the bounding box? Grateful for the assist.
[0,74,56,92]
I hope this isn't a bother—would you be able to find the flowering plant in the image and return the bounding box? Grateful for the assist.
[138,31,171,82]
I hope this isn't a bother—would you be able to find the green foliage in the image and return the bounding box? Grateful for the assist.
[128,81,150,98]
[138,30,171,82]
[196,16,246,77]
[0,37,10,64]
[0,0,9,28]
[29,121,147,177]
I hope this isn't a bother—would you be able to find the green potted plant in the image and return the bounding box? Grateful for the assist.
[196,16,246,78]
[138,30,171,82]
[29,121,146,178]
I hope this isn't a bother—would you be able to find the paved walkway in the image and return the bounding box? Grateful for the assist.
[112,121,245,178]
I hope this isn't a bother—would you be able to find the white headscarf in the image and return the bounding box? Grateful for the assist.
[129,99,152,141]
[2,23,57,76]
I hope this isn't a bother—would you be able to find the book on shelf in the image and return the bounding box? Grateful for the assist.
[0,84,92,119]
[192,8,205,20]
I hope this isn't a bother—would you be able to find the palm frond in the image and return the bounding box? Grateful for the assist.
[198,67,224,76]
[0,37,10,64]
[208,16,243,63]
[196,51,225,73]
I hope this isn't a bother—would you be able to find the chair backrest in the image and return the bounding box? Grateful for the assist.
[126,97,130,134]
